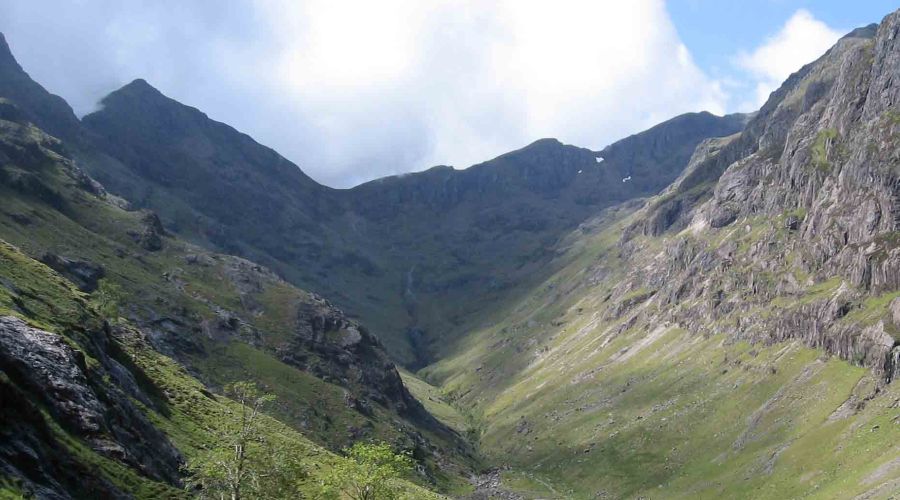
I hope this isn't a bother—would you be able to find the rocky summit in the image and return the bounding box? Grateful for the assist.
[1,7,900,500]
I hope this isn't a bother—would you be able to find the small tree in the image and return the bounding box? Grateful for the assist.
[319,442,415,500]
[185,381,306,499]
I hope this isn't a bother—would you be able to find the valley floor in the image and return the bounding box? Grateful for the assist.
[414,332,900,499]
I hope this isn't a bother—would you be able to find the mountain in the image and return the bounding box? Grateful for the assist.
[0,34,82,144]
[424,13,900,498]
[345,112,747,366]
[78,80,745,365]
[0,95,469,496]
[3,7,900,499]
[80,78,329,253]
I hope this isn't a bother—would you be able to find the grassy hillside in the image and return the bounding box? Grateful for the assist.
[0,240,444,499]
[424,205,900,498]
[422,19,900,498]
[0,111,467,495]
[4,11,900,499]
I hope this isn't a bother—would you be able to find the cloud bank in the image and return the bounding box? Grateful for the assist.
[0,2,836,187]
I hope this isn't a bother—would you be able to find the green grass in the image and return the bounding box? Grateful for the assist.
[0,239,93,332]
[499,469,559,498]
[193,341,379,449]
[114,322,448,499]
[770,276,843,308]
[0,245,445,498]
[0,120,452,497]
[0,478,26,499]
[400,368,470,435]
[812,128,839,172]
[47,409,187,499]
[422,193,900,498]
[842,290,900,331]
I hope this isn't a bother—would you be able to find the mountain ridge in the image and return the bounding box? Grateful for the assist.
[0,33,82,144]
[76,74,745,364]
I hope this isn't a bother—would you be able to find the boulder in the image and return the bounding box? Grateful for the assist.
[39,253,105,292]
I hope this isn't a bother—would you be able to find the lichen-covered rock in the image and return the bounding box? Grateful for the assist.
[0,316,105,434]
[0,316,183,496]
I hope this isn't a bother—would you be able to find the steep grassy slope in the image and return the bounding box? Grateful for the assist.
[0,240,444,499]
[0,106,471,495]
[422,15,900,499]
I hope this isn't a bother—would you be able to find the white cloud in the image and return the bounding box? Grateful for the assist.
[736,9,842,109]
[0,0,727,187]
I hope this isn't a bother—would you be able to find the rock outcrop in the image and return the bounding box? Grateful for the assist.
[285,293,420,415]
[39,253,105,292]
[0,315,182,498]
[614,16,900,383]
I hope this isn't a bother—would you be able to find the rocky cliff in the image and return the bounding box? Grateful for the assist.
[616,17,900,382]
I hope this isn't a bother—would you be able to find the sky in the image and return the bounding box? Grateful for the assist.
[0,1,895,188]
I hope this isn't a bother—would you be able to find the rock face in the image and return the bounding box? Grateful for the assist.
[351,112,747,213]
[135,211,166,251]
[612,16,900,383]
[286,293,420,414]
[0,315,182,498]
[0,316,106,436]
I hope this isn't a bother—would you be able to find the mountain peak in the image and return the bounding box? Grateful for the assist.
[120,78,162,95]
[519,137,565,152]
[98,78,168,110]
[0,32,81,142]
[0,32,22,72]
[842,23,878,40]
[87,78,204,137]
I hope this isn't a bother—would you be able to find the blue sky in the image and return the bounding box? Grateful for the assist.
[669,1,897,109]
[669,1,894,68]
[0,1,897,186]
